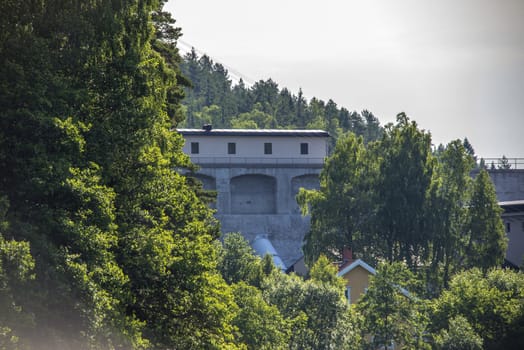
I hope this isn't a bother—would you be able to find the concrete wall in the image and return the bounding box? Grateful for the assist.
[230,174,276,214]
[486,170,524,202]
[483,169,524,266]
[194,165,321,267]
[190,165,524,268]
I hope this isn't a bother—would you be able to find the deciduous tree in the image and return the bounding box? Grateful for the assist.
[298,133,377,265]
[357,262,429,350]
[431,268,524,350]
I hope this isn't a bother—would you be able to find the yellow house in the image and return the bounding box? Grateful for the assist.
[337,259,376,304]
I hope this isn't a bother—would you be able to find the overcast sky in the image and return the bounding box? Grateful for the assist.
[165,0,524,159]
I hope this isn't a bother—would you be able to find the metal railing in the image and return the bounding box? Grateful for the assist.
[480,158,524,170]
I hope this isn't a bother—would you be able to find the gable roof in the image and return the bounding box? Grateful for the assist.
[337,259,411,298]
[337,258,377,277]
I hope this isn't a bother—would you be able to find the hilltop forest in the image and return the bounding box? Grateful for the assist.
[178,49,383,147]
[1,1,523,349]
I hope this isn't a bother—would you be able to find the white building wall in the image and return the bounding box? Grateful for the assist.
[181,135,328,161]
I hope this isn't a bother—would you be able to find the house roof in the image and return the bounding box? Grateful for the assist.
[337,259,377,277]
[337,259,411,298]
[177,128,330,137]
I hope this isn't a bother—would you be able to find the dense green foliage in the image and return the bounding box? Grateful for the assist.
[0,197,35,349]
[299,113,507,290]
[179,50,383,147]
[297,133,376,264]
[431,268,524,349]
[357,262,429,350]
[0,1,237,348]
[218,234,362,350]
[433,315,483,350]
[217,235,524,350]
[294,112,518,348]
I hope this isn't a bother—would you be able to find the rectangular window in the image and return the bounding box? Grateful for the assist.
[264,142,272,155]
[191,142,199,154]
[506,222,511,233]
[300,143,309,155]
[228,142,236,154]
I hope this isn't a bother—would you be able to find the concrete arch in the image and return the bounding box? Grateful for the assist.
[291,174,320,213]
[230,174,276,214]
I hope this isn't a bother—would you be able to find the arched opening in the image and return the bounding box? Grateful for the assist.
[230,174,276,214]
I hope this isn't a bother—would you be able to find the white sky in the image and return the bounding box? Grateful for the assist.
[165,0,524,158]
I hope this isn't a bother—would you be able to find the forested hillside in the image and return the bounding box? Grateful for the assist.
[178,49,382,146]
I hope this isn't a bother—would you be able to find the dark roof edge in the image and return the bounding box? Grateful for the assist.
[176,128,330,137]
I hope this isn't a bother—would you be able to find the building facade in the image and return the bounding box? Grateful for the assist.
[500,200,524,267]
[177,127,330,268]
[481,169,524,267]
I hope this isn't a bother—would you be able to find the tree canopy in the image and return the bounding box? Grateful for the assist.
[0,1,237,348]
[299,113,507,290]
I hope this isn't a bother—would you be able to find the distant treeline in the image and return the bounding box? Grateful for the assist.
[179,49,383,147]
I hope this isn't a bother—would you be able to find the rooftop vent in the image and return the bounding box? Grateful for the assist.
[202,124,212,131]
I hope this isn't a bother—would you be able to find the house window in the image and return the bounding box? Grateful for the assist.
[264,142,272,155]
[228,142,236,155]
[506,222,511,233]
[344,286,351,304]
[300,143,308,155]
[191,142,199,154]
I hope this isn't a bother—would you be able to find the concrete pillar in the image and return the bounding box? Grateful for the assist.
[276,171,291,214]
[214,168,231,214]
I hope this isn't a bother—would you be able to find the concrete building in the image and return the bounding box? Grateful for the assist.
[177,127,330,268]
[500,200,524,267]
[178,129,524,270]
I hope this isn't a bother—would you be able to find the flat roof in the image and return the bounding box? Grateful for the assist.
[177,128,330,137]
